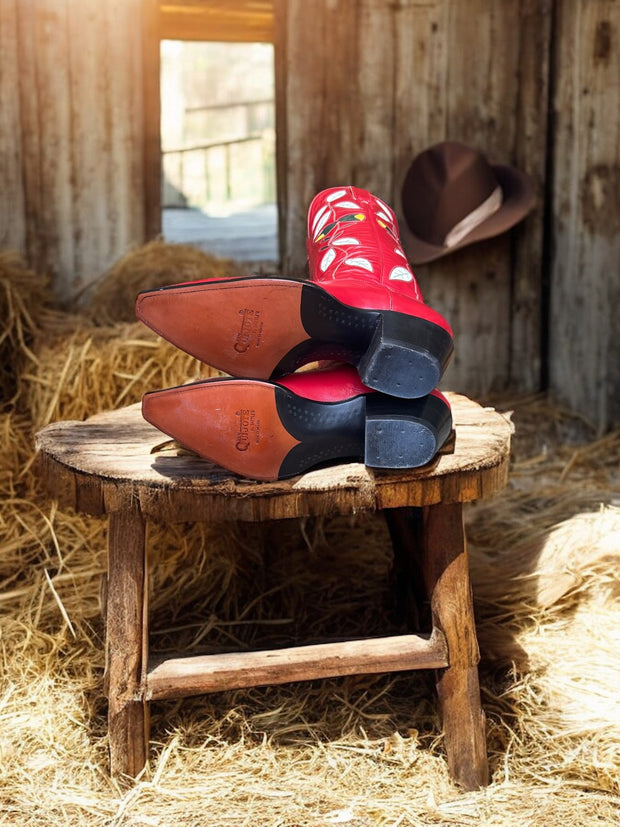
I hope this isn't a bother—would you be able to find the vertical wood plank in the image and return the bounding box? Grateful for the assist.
[317,0,360,188]
[549,0,620,429]
[509,0,552,391]
[273,0,289,266]
[17,0,75,285]
[276,0,324,272]
[351,0,395,200]
[393,0,449,177]
[141,0,162,243]
[67,0,110,290]
[10,0,42,266]
[103,0,146,271]
[0,0,26,251]
[11,0,149,302]
[444,1,520,151]
[106,506,149,778]
[279,0,362,273]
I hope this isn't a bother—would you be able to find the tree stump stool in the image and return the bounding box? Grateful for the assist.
[35,392,512,790]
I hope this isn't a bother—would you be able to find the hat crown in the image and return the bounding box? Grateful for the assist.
[402,142,499,246]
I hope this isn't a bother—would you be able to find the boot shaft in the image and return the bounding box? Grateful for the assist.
[307,186,422,300]
[278,363,449,407]
[278,363,371,401]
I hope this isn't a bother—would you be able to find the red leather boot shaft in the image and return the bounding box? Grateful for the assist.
[278,364,371,401]
[307,186,452,334]
[278,363,449,408]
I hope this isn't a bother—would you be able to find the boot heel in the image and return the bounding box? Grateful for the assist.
[364,393,452,469]
[357,311,454,399]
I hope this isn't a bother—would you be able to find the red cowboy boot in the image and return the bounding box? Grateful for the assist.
[136,187,452,398]
[305,186,453,396]
[142,364,452,481]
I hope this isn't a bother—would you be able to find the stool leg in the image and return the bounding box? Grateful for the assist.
[106,506,149,778]
[423,502,488,790]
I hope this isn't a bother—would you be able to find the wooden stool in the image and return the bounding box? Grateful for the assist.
[35,392,511,790]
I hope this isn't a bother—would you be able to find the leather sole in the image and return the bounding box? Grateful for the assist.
[142,378,453,481]
[136,278,453,399]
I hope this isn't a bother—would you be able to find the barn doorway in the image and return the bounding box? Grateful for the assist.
[159,37,278,264]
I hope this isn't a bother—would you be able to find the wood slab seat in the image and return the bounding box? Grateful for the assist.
[35,392,512,790]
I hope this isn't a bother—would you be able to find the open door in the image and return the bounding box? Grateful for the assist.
[145,1,278,265]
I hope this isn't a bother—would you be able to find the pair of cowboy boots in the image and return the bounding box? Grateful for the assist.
[136,187,454,481]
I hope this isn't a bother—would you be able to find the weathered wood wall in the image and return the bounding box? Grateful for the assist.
[549,0,620,430]
[0,0,26,254]
[0,0,160,304]
[276,0,552,399]
[0,0,618,428]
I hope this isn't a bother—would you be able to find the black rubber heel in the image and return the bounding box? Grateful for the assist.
[357,311,454,399]
[364,393,453,469]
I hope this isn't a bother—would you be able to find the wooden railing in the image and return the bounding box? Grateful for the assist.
[162,99,275,210]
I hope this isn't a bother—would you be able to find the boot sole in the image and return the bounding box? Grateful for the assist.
[142,379,452,481]
[136,278,453,398]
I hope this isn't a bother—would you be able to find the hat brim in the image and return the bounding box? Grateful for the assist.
[400,164,536,265]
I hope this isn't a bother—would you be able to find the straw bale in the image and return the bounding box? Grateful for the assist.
[24,320,219,433]
[0,250,55,407]
[0,411,33,494]
[470,505,620,610]
[0,411,106,632]
[85,240,246,324]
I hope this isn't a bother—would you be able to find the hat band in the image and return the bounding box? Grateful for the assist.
[443,185,502,248]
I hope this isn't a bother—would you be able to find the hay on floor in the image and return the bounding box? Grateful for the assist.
[24,320,218,433]
[85,240,246,323]
[0,251,54,407]
[1,248,619,826]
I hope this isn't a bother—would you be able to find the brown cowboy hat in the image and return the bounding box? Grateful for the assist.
[400,141,535,265]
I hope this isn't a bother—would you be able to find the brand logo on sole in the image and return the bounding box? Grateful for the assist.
[235,308,262,353]
[235,409,259,451]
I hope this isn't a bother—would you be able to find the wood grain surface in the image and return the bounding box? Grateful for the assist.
[35,392,512,522]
